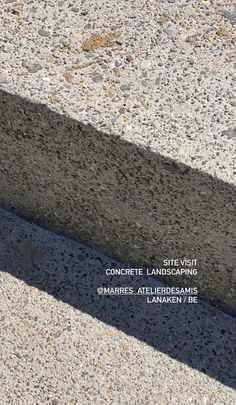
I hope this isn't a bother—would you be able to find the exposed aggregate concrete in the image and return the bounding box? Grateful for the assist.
[0,208,236,404]
[0,1,235,314]
[0,0,235,181]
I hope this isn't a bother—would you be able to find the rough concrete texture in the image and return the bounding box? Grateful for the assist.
[0,1,235,313]
[0,208,236,404]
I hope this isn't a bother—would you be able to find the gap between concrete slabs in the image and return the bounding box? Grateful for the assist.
[0,89,235,315]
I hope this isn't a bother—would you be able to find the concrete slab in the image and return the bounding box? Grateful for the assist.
[0,208,236,404]
[0,1,235,313]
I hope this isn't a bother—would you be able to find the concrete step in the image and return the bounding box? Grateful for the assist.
[0,208,236,404]
[0,0,235,314]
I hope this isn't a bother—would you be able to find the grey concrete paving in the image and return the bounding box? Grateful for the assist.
[0,208,236,404]
[0,1,235,314]
[0,0,235,180]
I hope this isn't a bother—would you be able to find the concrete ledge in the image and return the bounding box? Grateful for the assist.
[0,0,235,314]
[0,89,235,315]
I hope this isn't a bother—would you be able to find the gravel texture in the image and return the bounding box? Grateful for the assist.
[0,0,235,314]
[0,0,235,182]
[0,208,236,405]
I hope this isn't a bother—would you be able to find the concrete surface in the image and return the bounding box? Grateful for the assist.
[0,1,235,313]
[0,207,236,405]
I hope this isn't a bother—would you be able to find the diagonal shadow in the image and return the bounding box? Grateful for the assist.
[0,208,235,391]
[0,89,235,316]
